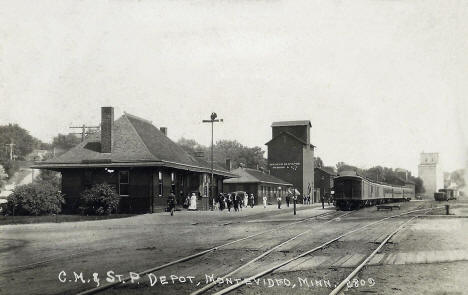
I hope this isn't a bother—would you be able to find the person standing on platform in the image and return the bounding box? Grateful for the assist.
[276,194,281,209]
[250,194,255,208]
[263,195,267,208]
[218,193,225,211]
[239,193,243,211]
[167,193,176,216]
[286,194,290,207]
[188,192,197,211]
[321,194,325,209]
[233,193,239,212]
[244,193,249,209]
[227,193,232,212]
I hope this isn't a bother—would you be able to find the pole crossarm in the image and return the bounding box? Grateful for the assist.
[69,124,101,141]
[202,119,222,123]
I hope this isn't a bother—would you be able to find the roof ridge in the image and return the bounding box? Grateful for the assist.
[123,112,153,124]
[265,131,308,146]
[122,115,157,160]
[271,120,311,127]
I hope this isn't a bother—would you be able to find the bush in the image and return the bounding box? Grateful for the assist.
[6,183,65,216]
[1,160,20,178]
[79,184,120,215]
[35,169,61,189]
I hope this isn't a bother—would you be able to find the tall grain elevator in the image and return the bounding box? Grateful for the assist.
[266,121,315,201]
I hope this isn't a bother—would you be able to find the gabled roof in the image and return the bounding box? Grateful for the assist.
[265,131,315,147]
[33,113,234,177]
[272,120,311,127]
[223,167,292,186]
[315,166,337,176]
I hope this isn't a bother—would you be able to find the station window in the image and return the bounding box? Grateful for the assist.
[158,171,163,196]
[171,172,176,194]
[119,171,129,196]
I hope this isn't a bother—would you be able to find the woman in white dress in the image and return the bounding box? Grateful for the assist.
[188,192,197,210]
[263,195,267,208]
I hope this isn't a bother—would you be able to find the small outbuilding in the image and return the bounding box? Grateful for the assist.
[314,167,336,203]
[223,167,293,205]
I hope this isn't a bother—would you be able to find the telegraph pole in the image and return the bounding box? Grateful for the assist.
[5,143,15,160]
[69,124,100,141]
[202,112,223,211]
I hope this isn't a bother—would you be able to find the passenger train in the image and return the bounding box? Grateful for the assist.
[334,171,415,210]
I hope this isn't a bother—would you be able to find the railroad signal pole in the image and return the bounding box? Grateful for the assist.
[202,112,223,211]
[69,124,100,142]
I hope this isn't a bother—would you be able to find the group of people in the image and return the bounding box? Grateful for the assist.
[277,193,298,209]
[167,191,310,216]
[215,193,255,212]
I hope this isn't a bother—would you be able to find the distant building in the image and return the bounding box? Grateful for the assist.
[266,121,315,202]
[314,167,336,202]
[418,152,443,196]
[26,149,49,161]
[223,167,293,204]
[395,168,412,182]
[33,107,235,213]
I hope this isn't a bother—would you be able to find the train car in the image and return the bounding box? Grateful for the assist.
[402,186,415,201]
[438,189,455,200]
[434,191,448,201]
[334,171,415,210]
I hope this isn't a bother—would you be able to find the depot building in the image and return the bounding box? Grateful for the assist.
[33,107,235,213]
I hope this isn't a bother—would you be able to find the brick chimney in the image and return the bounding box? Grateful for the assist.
[101,107,114,153]
[160,127,167,136]
[225,159,232,171]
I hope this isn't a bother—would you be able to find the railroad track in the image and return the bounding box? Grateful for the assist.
[0,209,338,276]
[203,206,440,295]
[76,209,345,295]
[328,206,438,295]
[74,205,439,295]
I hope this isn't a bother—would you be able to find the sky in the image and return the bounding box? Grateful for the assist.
[0,0,467,176]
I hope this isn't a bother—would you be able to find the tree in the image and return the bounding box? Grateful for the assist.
[1,160,20,178]
[411,177,425,194]
[177,138,267,170]
[364,166,384,181]
[213,140,266,170]
[0,124,43,161]
[0,164,8,188]
[450,169,465,189]
[336,162,359,173]
[322,166,336,174]
[177,137,207,156]
[314,157,323,168]
[51,133,81,153]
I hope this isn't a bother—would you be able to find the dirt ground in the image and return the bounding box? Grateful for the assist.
[1,200,467,295]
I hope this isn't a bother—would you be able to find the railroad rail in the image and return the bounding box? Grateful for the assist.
[190,211,354,295]
[209,206,440,295]
[329,216,417,295]
[76,209,342,295]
